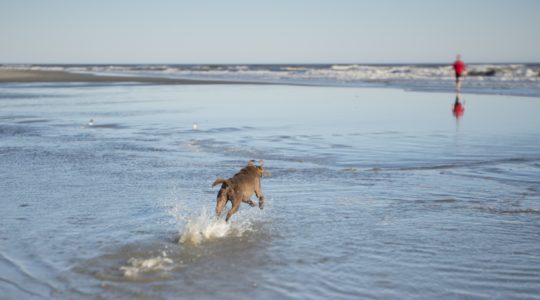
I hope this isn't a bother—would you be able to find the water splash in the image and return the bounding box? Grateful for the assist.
[169,204,258,246]
[179,209,230,245]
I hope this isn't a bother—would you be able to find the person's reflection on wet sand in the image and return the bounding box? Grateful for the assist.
[453,93,465,119]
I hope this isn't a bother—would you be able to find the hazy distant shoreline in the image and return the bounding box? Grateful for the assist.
[0,69,256,85]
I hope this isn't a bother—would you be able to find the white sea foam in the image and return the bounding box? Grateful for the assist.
[2,63,538,95]
[120,253,174,279]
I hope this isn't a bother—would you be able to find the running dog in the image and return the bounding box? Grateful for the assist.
[212,160,271,221]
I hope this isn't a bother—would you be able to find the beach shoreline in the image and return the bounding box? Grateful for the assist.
[1,67,538,97]
[0,69,255,85]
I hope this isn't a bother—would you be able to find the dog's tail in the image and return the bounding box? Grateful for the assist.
[212,177,230,187]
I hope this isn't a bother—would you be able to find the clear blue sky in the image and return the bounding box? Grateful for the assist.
[1,0,539,64]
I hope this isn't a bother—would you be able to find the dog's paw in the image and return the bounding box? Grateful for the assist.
[259,202,264,209]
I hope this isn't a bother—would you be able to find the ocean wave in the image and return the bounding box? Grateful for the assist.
[3,63,539,80]
[2,63,539,96]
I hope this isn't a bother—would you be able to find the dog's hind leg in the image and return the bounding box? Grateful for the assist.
[225,201,241,222]
[215,197,227,217]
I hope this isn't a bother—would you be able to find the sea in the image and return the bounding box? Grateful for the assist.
[2,63,540,96]
[1,64,540,299]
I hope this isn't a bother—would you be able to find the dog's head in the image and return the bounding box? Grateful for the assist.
[256,166,271,177]
[248,160,271,177]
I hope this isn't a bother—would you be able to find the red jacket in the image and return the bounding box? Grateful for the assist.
[453,60,466,75]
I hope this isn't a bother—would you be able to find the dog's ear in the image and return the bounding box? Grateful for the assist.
[247,160,256,166]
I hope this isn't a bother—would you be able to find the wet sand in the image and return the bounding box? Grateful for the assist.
[0,69,253,85]
[1,83,540,299]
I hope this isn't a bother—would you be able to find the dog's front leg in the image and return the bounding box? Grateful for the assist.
[255,190,265,209]
[242,198,256,207]
[258,195,265,209]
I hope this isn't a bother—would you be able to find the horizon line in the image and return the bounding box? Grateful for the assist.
[2,61,539,65]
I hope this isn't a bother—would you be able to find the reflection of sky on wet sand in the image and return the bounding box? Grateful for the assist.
[152,85,540,136]
[4,83,538,136]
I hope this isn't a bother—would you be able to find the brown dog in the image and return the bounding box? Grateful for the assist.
[212,160,271,221]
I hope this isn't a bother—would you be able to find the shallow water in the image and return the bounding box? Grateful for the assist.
[1,83,540,299]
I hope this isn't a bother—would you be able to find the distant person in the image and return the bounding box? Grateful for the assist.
[453,55,466,92]
[453,93,465,119]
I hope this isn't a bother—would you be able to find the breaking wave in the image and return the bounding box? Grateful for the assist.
[2,63,539,96]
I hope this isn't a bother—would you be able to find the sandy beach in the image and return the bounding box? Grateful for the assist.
[0,69,248,85]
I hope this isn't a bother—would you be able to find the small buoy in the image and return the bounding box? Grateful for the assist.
[88,119,94,126]
[192,122,198,130]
